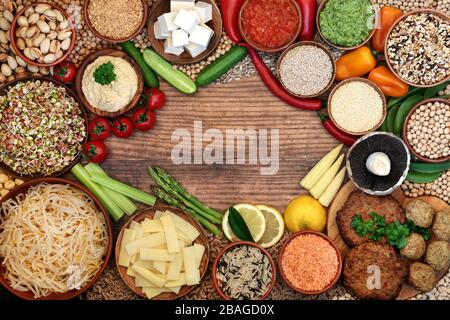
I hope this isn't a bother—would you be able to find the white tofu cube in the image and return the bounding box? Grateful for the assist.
[189,25,214,47]
[154,21,169,40]
[189,10,201,23]
[174,9,199,33]
[194,1,212,23]
[157,12,178,34]
[172,29,189,47]
[171,0,195,12]
[164,37,184,56]
[184,42,206,58]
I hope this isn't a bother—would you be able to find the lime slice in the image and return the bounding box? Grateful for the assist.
[256,205,285,248]
[222,203,266,242]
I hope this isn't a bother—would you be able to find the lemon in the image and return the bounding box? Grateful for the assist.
[284,195,326,233]
[255,205,285,248]
[222,204,266,242]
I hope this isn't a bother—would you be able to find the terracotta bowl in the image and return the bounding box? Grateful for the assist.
[0,178,113,300]
[316,0,377,51]
[147,0,223,64]
[278,231,342,295]
[212,241,276,300]
[238,0,301,53]
[0,75,88,180]
[83,0,148,43]
[10,2,76,67]
[327,77,387,136]
[74,49,144,117]
[384,9,450,88]
[402,98,450,164]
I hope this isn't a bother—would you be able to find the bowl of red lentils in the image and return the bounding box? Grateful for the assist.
[278,231,342,295]
[403,98,450,164]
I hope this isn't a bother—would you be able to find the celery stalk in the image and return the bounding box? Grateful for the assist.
[90,173,156,206]
[71,164,124,221]
[85,163,137,216]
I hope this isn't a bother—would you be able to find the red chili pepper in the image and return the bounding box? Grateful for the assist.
[221,0,245,44]
[317,112,357,146]
[296,0,317,41]
[247,48,323,111]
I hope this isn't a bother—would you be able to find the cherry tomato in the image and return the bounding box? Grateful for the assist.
[142,88,165,110]
[88,117,111,141]
[52,60,77,84]
[132,108,156,131]
[84,140,108,163]
[111,117,134,138]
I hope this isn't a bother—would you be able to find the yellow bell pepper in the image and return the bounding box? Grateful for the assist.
[335,46,377,81]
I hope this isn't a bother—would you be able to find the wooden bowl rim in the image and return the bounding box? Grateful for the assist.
[327,77,387,136]
[402,98,450,164]
[83,0,148,43]
[277,231,343,295]
[238,0,301,53]
[0,177,113,300]
[384,9,450,88]
[74,48,144,117]
[316,0,377,51]
[114,205,211,300]
[211,241,276,300]
[276,41,336,98]
[9,2,77,67]
[0,75,88,180]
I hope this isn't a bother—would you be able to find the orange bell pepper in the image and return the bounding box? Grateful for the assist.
[372,6,403,52]
[335,46,377,81]
[368,66,409,97]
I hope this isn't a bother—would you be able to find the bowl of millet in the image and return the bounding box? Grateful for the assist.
[403,98,450,164]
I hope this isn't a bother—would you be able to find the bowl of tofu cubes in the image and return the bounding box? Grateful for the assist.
[148,0,223,64]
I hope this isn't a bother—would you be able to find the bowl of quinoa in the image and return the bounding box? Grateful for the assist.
[278,231,342,295]
[0,76,87,179]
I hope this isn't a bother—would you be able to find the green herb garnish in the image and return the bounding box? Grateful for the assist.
[94,62,116,85]
[228,207,254,242]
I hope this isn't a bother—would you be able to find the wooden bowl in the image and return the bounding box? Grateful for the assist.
[0,75,88,180]
[147,0,223,64]
[238,0,301,53]
[276,41,336,98]
[0,178,113,300]
[327,77,387,136]
[10,2,76,67]
[384,9,450,88]
[74,49,144,117]
[402,98,450,164]
[278,231,342,295]
[115,206,210,300]
[212,241,276,300]
[316,0,377,51]
[83,0,148,43]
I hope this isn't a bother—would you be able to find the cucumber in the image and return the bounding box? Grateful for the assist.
[410,161,450,174]
[196,46,248,86]
[387,105,399,134]
[143,49,196,94]
[120,41,159,88]
[406,170,442,183]
[393,94,423,136]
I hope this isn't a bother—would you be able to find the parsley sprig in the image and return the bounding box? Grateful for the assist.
[94,62,116,85]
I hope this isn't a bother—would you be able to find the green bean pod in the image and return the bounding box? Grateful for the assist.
[387,105,399,133]
[410,161,450,174]
[406,170,443,183]
[393,95,424,136]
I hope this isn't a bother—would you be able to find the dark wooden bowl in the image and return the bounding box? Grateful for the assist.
[74,49,144,117]
[278,231,342,295]
[238,0,301,53]
[115,205,210,300]
[316,0,377,51]
[327,77,387,136]
[402,98,450,164]
[384,9,450,88]
[0,76,88,180]
[0,178,113,300]
[212,241,276,300]
[10,2,76,67]
[276,41,336,98]
[83,0,148,43]
[147,0,223,65]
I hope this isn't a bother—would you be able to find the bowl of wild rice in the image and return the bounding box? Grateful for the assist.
[278,231,342,295]
[212,241,276,300]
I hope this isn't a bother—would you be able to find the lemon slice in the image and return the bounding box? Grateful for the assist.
[222,203,266,242]
[255,205,285,248]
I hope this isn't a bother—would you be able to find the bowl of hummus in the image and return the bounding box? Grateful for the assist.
[76,49,144,117]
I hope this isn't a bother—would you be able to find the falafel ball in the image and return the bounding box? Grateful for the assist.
[432,208,450,241]
[405,199,435,228]
[425,241,450,272]
[400,233,426,260]
[408,262,437,292]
